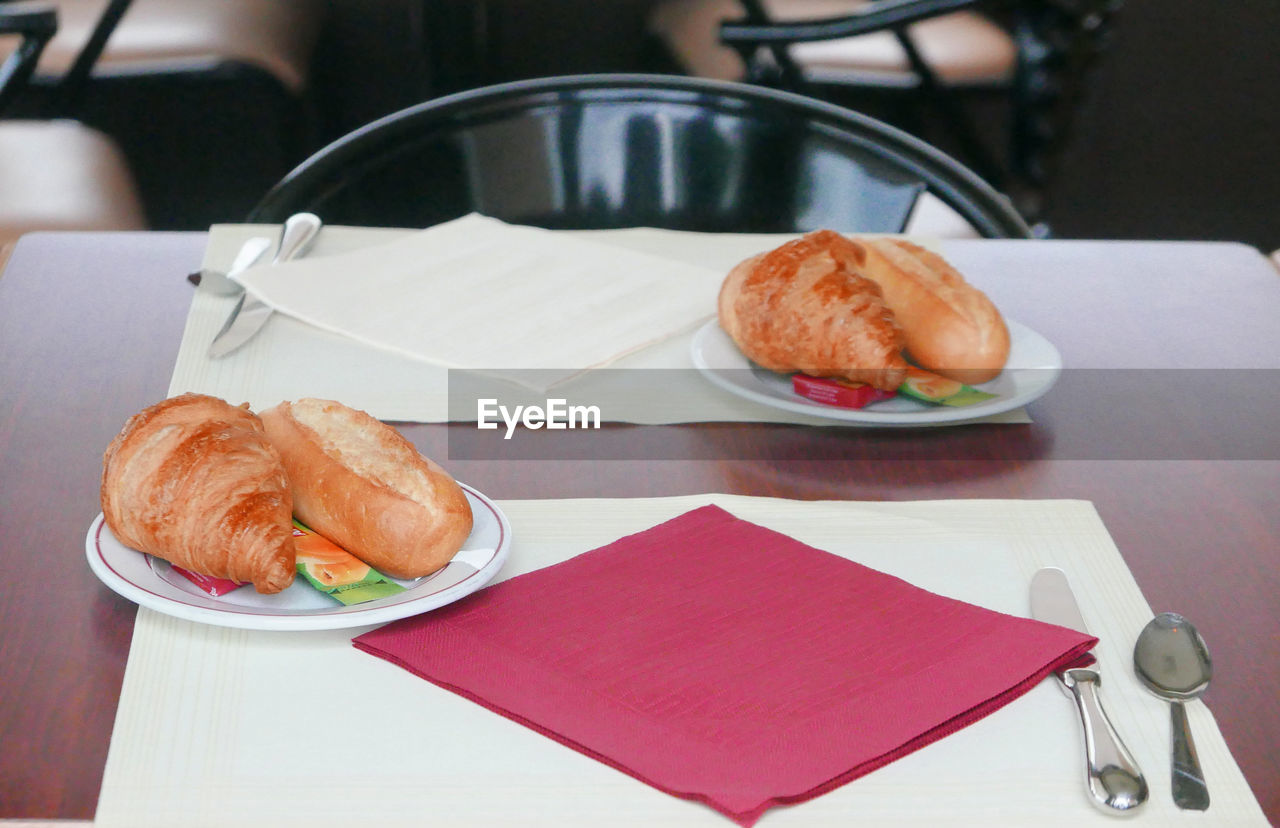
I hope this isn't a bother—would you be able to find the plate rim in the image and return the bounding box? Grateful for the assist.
[85,482,510,631]
[690,318,1062,425]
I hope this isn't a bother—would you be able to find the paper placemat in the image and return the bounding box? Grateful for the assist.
[95,495,1265,826]
[167,224,1031,425]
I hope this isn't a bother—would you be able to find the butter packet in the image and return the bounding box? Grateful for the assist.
[292,521,406,605]
[898,367,998,407]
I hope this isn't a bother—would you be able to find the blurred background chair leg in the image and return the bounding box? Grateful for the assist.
[1,0,330,229]
[0,0,147,273]
[645,0,1123,235]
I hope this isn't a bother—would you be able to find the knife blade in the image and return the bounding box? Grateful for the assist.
[195,235,273,295]
[1030,567,1148,813]
[207,212,323,358]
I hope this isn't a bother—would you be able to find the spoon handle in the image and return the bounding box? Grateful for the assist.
[1170,701,1210,810]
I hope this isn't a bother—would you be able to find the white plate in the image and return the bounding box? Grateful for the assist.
[86,483,511,631]
[690,319,1062,425]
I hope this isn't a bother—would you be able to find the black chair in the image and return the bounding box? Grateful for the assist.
[649,0,1122,228]
[250,74,1031,239]
[0,1,146,266]
[0,0,328,229]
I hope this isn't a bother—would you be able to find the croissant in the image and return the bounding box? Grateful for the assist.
[100,393,296,594]
[718,229,909,391]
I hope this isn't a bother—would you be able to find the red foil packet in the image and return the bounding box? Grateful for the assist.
[792,374,898,409]
[171,566,246,597]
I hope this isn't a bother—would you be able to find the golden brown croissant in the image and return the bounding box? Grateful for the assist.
[718,229,909,391]
[100,393,296,594]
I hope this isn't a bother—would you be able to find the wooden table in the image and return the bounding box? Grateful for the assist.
[1,231,1277,822]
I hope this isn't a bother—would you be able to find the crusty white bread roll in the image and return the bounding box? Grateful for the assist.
[856,238,1010,384]
[259,398,473,579]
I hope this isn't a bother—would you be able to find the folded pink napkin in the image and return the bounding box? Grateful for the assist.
[354,505,1094,825]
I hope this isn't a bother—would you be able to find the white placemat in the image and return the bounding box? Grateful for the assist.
[94,495,1265,826]
[167,223,1030,425]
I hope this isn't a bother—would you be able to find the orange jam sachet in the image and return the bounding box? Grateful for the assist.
[292,521,406,605]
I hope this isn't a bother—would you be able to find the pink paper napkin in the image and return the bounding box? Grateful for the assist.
[354,505,1095,825]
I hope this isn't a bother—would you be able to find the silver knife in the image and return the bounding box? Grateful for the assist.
[207,212,323,357]
[196,236,273,296]
[1030,567,1149,813]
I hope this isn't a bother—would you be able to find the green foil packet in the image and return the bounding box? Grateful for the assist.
[897,368,999,407]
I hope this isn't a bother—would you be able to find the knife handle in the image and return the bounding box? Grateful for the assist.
[1063,667,1149,813]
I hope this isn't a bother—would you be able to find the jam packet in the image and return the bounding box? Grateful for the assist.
[171,566,246,596]
[897,367,998,407]
[292,522,407,605]
[792,374,898,409]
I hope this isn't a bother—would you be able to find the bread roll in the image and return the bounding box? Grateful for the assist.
[259,399,473,579]
[718,230,909,391]
[857,238,1010,384]
[100,393,296,593]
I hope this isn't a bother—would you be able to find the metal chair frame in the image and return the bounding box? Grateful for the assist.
[0,1,57,113]
[251,73,1031,239]
[715,0,1123,225]
[0,0,135,116]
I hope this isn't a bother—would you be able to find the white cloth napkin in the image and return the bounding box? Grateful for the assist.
[228,213,723,390]
[93,496,1266,827]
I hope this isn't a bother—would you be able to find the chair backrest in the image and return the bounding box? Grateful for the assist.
[714,0,1123,224]
[250,74,1031,238]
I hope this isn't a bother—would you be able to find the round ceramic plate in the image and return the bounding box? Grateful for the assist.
[85,483,510,631]
[690,318,1062,425]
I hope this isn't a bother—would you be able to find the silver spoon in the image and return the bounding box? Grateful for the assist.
[1133,612,1213,810]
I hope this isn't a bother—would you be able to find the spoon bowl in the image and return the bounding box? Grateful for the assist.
[1133,612,1213,810]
